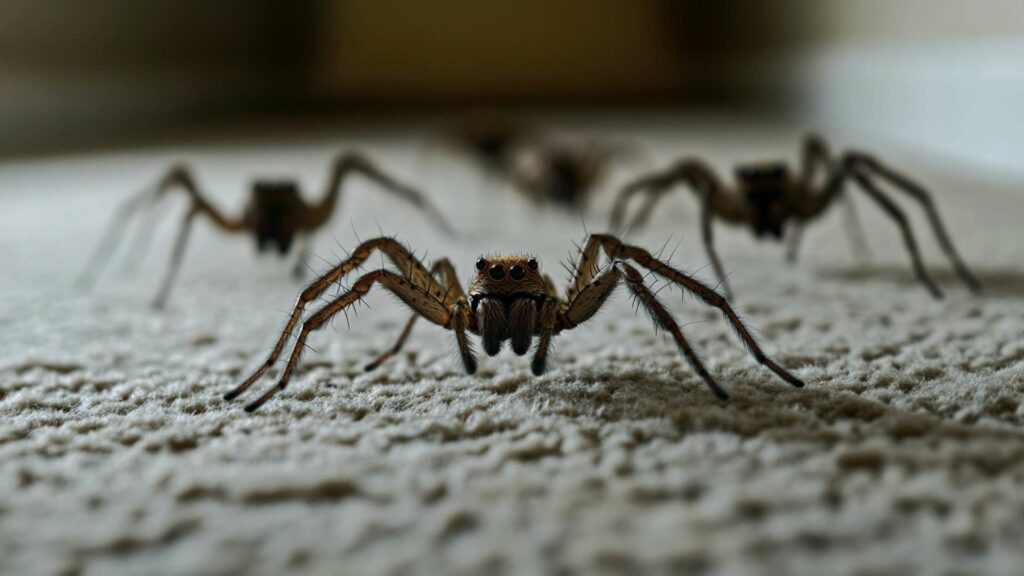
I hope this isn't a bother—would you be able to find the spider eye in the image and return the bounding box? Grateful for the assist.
[476,258,488,271]
[489,264,506,280]
[510,264,526,280]
[527,258,538,270]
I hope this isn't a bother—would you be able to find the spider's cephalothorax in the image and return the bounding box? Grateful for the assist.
[611,135,981,300]
[470,256,546,355]
[224,234,805,412]
[80,152,453,308]
[735,162,793,240]
[246,181,308,255]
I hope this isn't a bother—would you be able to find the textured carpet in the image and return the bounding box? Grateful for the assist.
[1,120,1023,576]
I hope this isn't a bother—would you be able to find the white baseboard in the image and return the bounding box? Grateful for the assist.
[791,36,1024,179]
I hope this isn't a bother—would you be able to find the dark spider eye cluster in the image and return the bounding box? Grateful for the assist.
[476,257,537,280]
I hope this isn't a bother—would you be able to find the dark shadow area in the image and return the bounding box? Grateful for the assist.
[509,366,1024,450]
[816,266,1024,298]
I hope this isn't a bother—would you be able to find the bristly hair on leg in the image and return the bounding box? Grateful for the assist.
[331,231,353,263]
[651,278,673,299]
[447,326,478,374]
[672,263,710,303]
[654,233,673,262]
[666,236,684,266]
[723,307,767,357]
[630,287,676,337]
[532,336,558,376]
[712,270,734,296]
[349,220,362,245]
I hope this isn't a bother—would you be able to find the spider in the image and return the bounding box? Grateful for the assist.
[79,152,453,308]
[445,113,623,209]
[609,135,981,300]
[443,111,537,172]
[223,233,805,412]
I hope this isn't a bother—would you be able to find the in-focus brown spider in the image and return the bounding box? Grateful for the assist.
[445,113,623,209]
[80,152,453,308]
[224,233,804,412]
[610,135,980,300]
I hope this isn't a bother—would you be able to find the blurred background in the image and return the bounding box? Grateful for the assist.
[1,0,1022,177]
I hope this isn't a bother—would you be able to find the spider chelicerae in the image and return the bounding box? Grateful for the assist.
[80,152,452,308]
[610,135,981,300]
[224,234,804,412]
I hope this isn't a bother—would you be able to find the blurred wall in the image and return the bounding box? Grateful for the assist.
[0,0,318,155]
[1,0,1022,178]
[773,0,1024,177]
[314,0,688,104]
[787,0,1023,43]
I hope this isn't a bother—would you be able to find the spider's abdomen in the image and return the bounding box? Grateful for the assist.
[472,134,515,168]
[544,154,584,206]
[246,181,308,256]
[750,197,787,240]
[736,162,792,241]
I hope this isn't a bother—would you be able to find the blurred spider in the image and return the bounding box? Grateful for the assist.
[224,233,804,412]
[610,135,980,299]
[443,111,537,172]
[445,113,624,209]
[80,152,453,308]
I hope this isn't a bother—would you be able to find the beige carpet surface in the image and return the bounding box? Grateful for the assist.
[1,119,1023,576]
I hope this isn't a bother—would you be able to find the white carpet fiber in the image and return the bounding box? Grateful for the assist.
[1,121,1023,576]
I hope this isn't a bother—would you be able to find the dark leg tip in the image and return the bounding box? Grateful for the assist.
[363,362,378,372]
[222,390,240,401]
[921,278,944,300]
[243,402,260,413]
[482,338,503,357]
[463,357,478,375]
[530,357,546,377]
[511,336,532,356]
[773,367,805,389]
[703,378,729,400]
